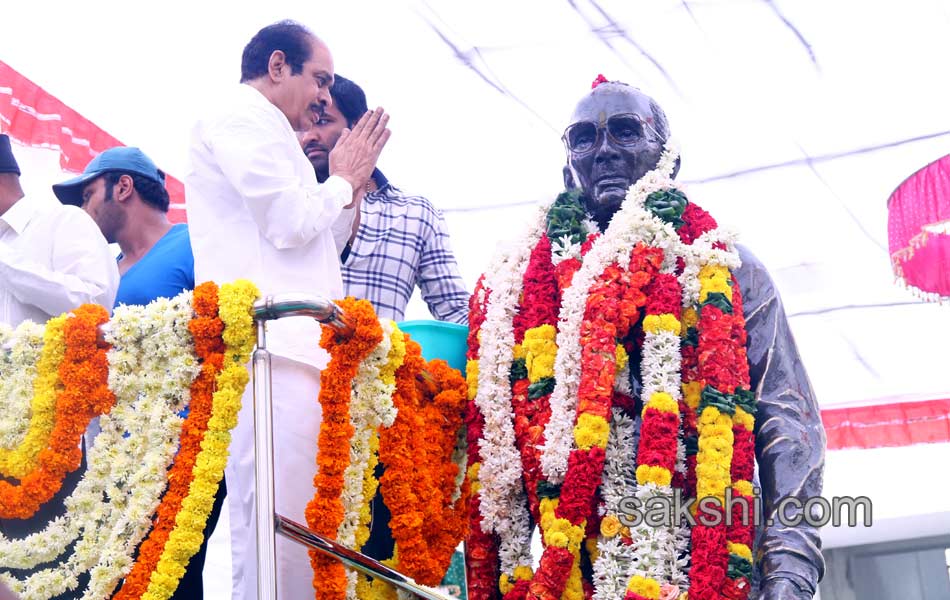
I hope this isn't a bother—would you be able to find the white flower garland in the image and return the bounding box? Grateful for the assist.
[340,319,396,599]
[0,294,199,599]
[473,203,549,575]
[0,322,44,451]
[541,140,682,485]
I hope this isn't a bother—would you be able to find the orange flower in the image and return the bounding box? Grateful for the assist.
[307,298,383,600]
[0,304,114,519]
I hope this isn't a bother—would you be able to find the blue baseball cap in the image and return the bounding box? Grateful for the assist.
[53,146,166,207]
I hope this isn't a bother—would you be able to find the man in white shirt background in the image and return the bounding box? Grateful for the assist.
[185,20,390,600]
[0,134,118,599]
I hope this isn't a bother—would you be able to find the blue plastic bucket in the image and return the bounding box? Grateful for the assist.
[396,320,468,374]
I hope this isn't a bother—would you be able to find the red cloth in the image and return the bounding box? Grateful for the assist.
[0,60,186,223]
[887,154,950,298]
[821,398,950,450]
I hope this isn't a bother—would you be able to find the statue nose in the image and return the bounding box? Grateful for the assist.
[593,134,621,162]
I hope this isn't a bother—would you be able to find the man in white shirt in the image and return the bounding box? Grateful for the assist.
[185,20,389,600]
[0,135,118,599]
[0,135,118,326]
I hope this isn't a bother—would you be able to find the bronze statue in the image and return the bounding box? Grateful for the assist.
[562,80,825,600]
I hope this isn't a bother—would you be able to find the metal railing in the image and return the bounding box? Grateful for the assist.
[251,294,456,600]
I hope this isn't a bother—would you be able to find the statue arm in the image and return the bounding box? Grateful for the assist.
[735,245,826,598]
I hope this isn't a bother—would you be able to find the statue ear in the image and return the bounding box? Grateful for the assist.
[563,165,577,189]
[671,156,681,180]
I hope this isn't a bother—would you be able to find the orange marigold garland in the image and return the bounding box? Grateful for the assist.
[112,282,224,600]
[307,297,383,600]
[0,304,114,519]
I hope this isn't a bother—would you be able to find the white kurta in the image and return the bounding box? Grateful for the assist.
[0,194,118,326]
[185,83,354,600]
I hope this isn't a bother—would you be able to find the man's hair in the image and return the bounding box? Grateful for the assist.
[103,171,170,212]
[240,20,315,83]
[329,75,368,128]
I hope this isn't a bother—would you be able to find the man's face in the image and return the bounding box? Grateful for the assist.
[81,176,125,244]
[564,85,665,223]
[298,101,347,182]
[277,38,334,132]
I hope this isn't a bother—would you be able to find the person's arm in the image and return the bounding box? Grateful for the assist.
[208,112,353,250]
[0,208,118,316]
[416,203,470,324]
[735,245,825,600]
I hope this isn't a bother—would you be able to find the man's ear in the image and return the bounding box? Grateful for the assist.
[268,50,287,81]
[563,165,577,189]
[115,174,135,203]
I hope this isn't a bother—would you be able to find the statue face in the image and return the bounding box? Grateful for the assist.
[563,84,666,224]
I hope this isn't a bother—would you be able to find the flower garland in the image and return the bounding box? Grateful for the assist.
[0,304,115,519]
[307,298,383,600]
[0,322,44,456]
[0,294,198,599]
[467,137,756,599]
[0,318,60,479]
[111,283,225,600]
[142,279,259,600]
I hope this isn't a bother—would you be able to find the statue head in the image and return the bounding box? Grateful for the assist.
[562,78,676,227]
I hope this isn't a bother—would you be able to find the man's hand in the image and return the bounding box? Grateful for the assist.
[760,578,814,599]
[329,107,391,194]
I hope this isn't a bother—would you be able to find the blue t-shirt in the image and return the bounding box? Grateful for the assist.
[114,224,195,308]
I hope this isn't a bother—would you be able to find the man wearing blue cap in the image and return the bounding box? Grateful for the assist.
[53,146,222,600]
[53,146,194,308]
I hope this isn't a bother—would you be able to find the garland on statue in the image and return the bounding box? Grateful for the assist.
[466,138,757,600]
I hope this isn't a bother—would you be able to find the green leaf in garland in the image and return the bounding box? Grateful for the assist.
[684,434,699,456]
[727,553,754,580]
[644,188,688,228]
[682,327,699,347]
[537,480,562,499]
[509,358,527,384]
[528,377,556,399]
[701,292,733,314]
[699,385,736,415]
[546,189,589,246]
[735,388,756,415]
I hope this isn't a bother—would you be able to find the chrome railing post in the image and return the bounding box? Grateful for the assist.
[253,317,278,600]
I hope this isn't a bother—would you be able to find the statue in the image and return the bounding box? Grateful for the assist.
[464,77,825,600]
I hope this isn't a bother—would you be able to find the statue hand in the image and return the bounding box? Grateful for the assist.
[760,578,814,600]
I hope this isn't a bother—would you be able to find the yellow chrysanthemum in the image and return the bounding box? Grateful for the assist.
[642,313,682,335]
[523,325,557,382]
[732,479,754,498]
[542,517,584,549]
[627,575,661,599]
[574,413,611,450]
[682,307,699,329]
[513,343,526,361]
[734,406,755,431]
[636,464,673,487]
[466,359,479,400]
[682,381,702,410]
[645,392,679,415]
[615,344,629,369]
[728,542,753,561]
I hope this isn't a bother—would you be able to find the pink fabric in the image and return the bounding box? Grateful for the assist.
[0,60,187,224]
[888,154,950,297]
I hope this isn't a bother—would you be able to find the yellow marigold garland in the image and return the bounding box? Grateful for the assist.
[0,316,66,479]
[141,280,259,600]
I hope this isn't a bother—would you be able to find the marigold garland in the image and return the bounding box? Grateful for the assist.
[142,279,259,600]
[112,282,225,600]
[0,304,114,519]
[307,297,383,600]
[0,318,64,479]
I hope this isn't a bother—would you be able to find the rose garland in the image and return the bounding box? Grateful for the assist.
[0,304,115,519]
[0,319,60,480]
[307,298,383,600]
[142,279,259,600]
